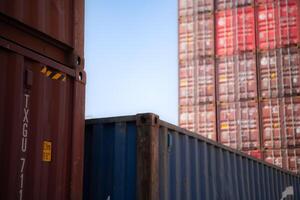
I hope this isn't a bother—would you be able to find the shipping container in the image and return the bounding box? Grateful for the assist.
[179,0,213,14]
[84,113,300,200]
[0,0,84,68]
[0,33,85,199]
[215,6,255,56]
[261,98,282,149]
[215,0,252,10]
[243,149,263,159]
[216,52,257,102]
[217,101,260,150]
[179,104,217,140]
[179,57,215,104]
[179,13,214,58]
[264,148,300,174]
[279,46,300,97]
[260,96,300,150]
[258,46,300,98]
[257,1,300,50]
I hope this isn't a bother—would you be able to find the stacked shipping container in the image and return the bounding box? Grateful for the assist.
[178,0,300,173]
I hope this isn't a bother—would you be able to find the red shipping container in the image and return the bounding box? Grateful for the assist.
[243,149,263,159]
[179,0,213,13]
[179,13,214,58]
[179,57,215,105]
[218,101,260,150]
[217,53,257,102]
[179,104,217,140]
[277,0,300,47]
[281,97,300,148]
[258,1,300,50]
[284,148,300,173]
[215,0,253,10]
[179,66,196,106]
[216,9,235,56]
[264,149,284,168]
[264,148,300,173]
[279,47,300,96]
[196,58,215,103]
[258,50,280,98]
[257,3,277,50]
[258,47,300,98]
[216,6,255,56]
[261,99,282,149]
[197,13,214,56]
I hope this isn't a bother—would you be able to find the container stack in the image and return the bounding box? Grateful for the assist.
[257,0,300,174]
[179,0,217,140]
[178,0,300,173]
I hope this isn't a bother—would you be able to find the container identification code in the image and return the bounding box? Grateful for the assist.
[19,93,30,200]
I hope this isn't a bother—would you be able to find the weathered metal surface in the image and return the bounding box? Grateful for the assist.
[217,101,260,150]
[216,52,257,102]
[84,113,300,200]
[0,38,86,200]
[0,0,84,68]
[179,104,217,141]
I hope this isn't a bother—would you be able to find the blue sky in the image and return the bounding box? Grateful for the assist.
[85,0,178,124]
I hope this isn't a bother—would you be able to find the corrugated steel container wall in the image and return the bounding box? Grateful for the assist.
[257,0,300,50]
[217,101,260,150]
[179,57,215,105]
[84,114,300,200]
[264,148,300,174]
[258,46,300,98]
[215,0,252,10]
[179,13,214,58]
[179,0,213,13]
[216,52,257,102]
[261,97,300,149]
[261,98,282,149]
[179,104,217,140]
[215,6,255,56]
[0,0,84,68]
[0,38,86,200]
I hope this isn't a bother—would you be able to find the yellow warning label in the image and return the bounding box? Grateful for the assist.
[221,123,229,130]
[40,66,66,82]
[43,141,52,162]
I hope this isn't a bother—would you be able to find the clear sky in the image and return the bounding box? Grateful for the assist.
[85,0,178,124]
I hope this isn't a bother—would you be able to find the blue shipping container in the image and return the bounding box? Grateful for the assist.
[84,113,300,200]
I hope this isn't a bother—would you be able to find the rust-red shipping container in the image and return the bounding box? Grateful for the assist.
[179,104,217,141]
[257,1,300,50]
[0,0,85,199]
[179,57,215,104]
[261,98,282,149]
[216,52,257,102]
[258,46,300,98]
[243,149,263,159]
[279,46,300,97]
[0,39,86,200]
[258,50,280,98]
[264,148,300,174]
[179,0,213,14]
[215,6,255,56]
[179,13,214,58]
[282,97,300,148]
[261,97,300,150]
[218,101,260,150]
[0,0,85,68]
[215,0,252,10]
